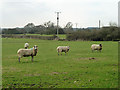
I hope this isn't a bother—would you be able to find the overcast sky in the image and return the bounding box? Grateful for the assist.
[0,0,119,28]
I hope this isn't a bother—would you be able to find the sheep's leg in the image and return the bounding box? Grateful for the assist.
[92,50,93,53]
[18,57,20,62]
[31,56,33,62]
[97,50,99,53]
[61,52,62,56]
[65,52,66,55]
[58,52,59,56]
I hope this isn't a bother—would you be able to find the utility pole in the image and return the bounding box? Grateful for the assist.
[118,1,120,27]
[75,23,78,31]
[99,20,101,29]
[55,12,61,37]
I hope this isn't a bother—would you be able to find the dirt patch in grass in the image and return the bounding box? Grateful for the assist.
[10,67,18,71]
[106,64,118,66]
[24,73,41,77]
[3,67,21,73]
[5,83,43,88]
[75,57,97,61]
[4,76,15,78]
[51,72,59,75]
[50,72,68,75]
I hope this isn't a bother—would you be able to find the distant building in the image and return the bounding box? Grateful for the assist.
[118,1,120,27]
[73,27,99,30]
[87,27,99,30]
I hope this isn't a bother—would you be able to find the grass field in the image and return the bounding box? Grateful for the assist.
[19,34,66,39]
[2,38,118,88]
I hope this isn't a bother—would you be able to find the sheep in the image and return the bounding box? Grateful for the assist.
[24,43,29,49]
[91,44,102,52]
[57,46,70,55]
[17,45,38,62]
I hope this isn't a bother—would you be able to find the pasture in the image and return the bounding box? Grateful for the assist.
[20,34,66,39]
[2,38,118,88]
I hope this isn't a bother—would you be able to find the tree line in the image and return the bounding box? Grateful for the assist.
[2,21,120,41]
[2,21,73,35]
[66,26,120,41]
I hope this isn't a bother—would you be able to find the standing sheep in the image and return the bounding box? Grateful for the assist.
[57,46,70,55]
[91,44,102,52]
[24,43,29,49]
[17,45,38,62]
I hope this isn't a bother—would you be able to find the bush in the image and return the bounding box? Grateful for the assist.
[66,27,119,41]
[2,34,57,40]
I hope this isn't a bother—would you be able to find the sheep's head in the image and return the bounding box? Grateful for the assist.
[67,46,70,51]
[24,43,29,49]
[33,45,38,56]
[99,44,102,50]
[67,46,70,48]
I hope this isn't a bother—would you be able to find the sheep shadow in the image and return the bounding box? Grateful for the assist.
[19,60,39,64]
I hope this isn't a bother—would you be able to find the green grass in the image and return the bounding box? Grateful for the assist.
[19,34,66,39]
[2,38,118,88]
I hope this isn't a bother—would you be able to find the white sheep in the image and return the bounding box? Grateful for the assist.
[17,45,38,62]
[24,43,29,49]
[57,46,70,55]
[91,44,102,52]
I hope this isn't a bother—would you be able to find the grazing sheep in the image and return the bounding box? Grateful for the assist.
[24,43,29,49]
[17,45,38,62]
[91,44,102,52]
[57,46,70,55]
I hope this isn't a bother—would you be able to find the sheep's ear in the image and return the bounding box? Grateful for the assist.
[34,46,36,48]
[99,44,102,47]
[34,45,38,47]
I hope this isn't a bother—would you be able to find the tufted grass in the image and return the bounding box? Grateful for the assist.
[2,38,118,88]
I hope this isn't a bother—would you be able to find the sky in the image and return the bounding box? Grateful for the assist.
[0,0,119,28]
